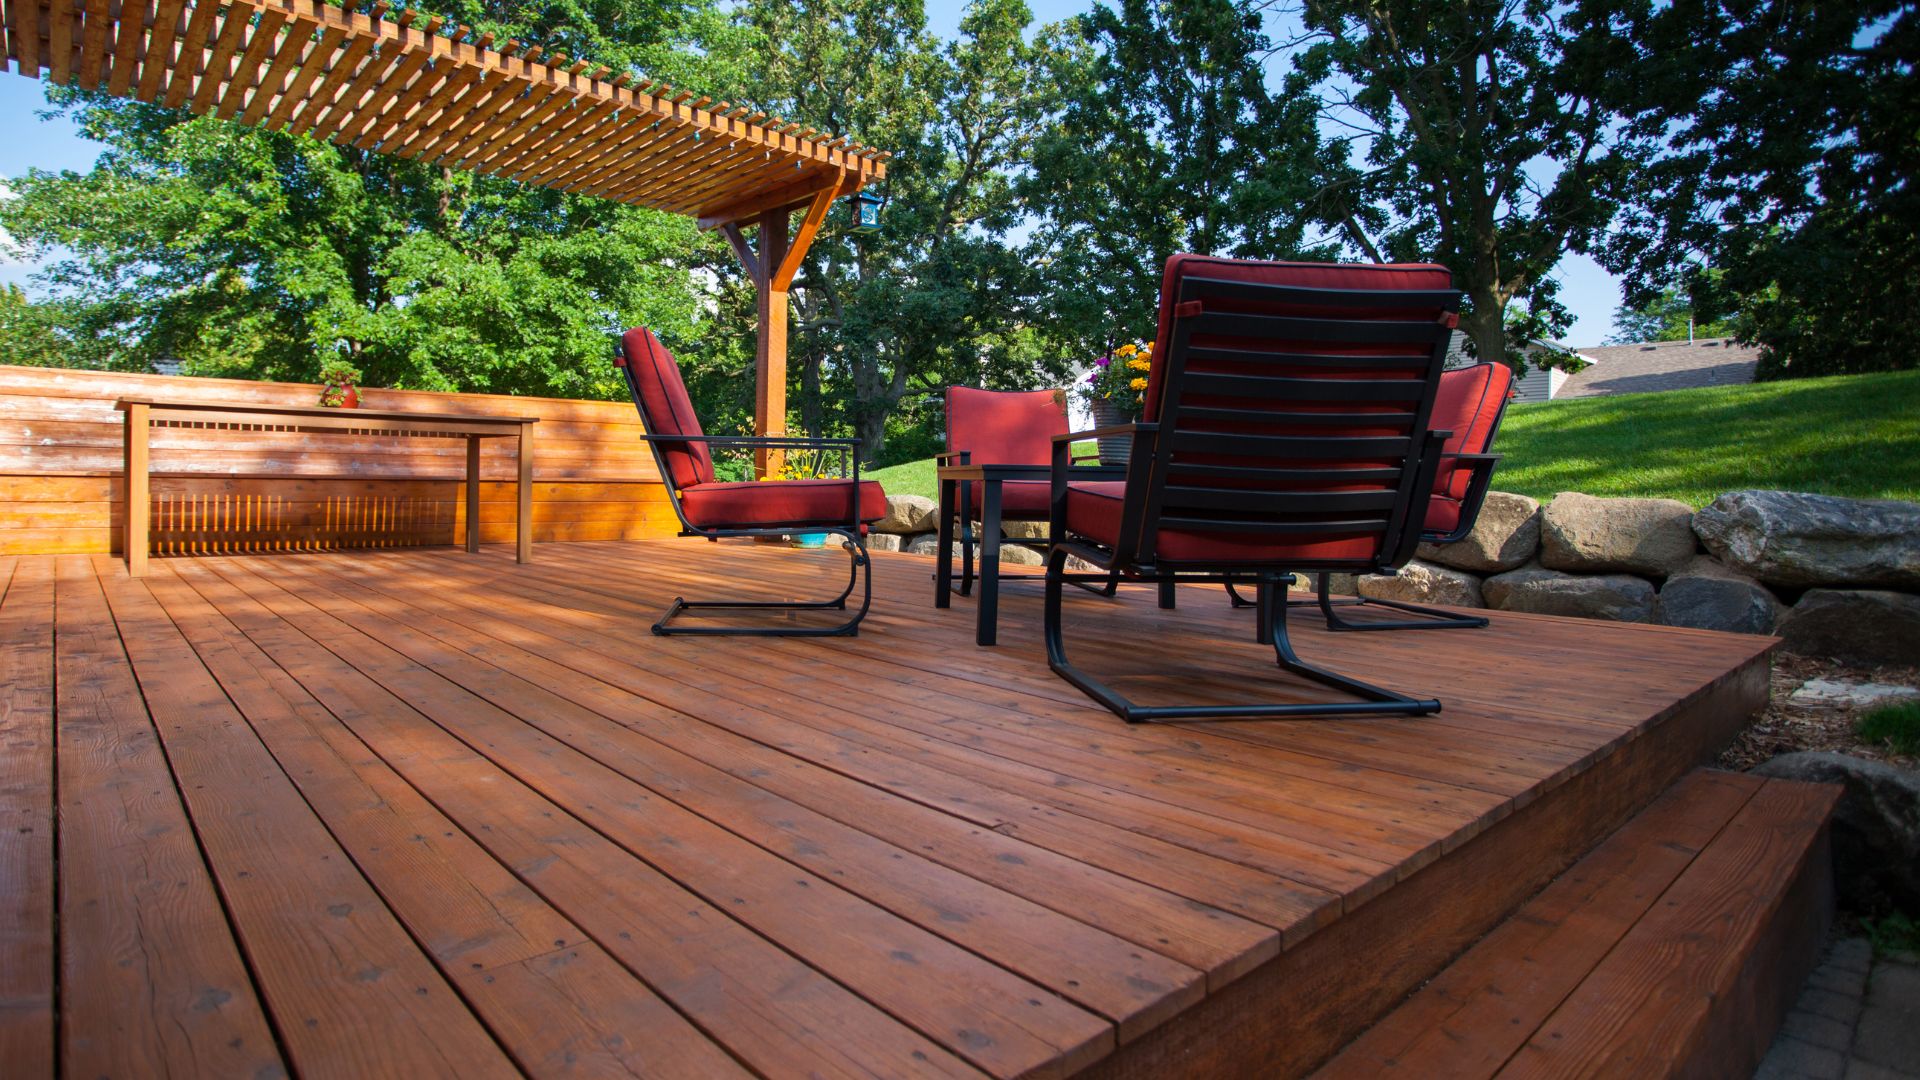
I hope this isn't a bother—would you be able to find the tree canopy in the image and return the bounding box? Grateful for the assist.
[1,0,1911,462]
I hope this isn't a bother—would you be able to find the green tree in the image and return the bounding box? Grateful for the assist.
[739,0,1060,463]
[0,284,75,368]
[1024,0,1334,359]
[1296,0,1642,369]
[0,0,748,401]
[1598,1,1919,379]
[1607,284,1735,345]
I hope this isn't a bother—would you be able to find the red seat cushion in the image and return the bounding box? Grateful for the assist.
[1428,362,1512,504]
[622,327,715,490]
[678,479,888,530]
[1424,494,1464,537]
[1066,482,1378,565]
[965,478,1053,519]
[946,387,1068,468]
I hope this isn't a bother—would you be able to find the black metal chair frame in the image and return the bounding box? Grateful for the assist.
[1041,272,1459,723]
[616,348,873,638]
[1225,390,1512,632]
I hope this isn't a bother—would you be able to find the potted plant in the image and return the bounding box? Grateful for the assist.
[317,359,362,408]
[1078,339,1152,465]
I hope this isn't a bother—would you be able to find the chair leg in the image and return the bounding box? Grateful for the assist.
[654,531,873,637]
[1043,552,1441,723]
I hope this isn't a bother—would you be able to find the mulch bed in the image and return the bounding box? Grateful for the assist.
[1719,653,1920,772]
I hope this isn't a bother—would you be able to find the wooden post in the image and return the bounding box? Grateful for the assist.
[465,435,481,554]
[515,422,533,564]
[123,402,149,577]
[753,207,791,480]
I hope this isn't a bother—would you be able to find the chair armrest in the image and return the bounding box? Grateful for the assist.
[1441,451,1501,463]
[933,450,972,463]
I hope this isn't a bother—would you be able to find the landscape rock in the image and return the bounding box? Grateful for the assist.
[1357,560,1484,608]
[874,494,937,535]
[1656,555,1784,635]
[1317,573,1359,597]
[1778,589,1920,666]
[866,532,903,553]
[1540,492,1698,577]
[998,544,1046,567]
[902,532,944,556]
[1754,752,1920,911]
[1693,490,1920,590]
[1789,679,1920,710]
[1483,565,1658,622]
[1001,519,1051,541]
[1418,491,1541,573]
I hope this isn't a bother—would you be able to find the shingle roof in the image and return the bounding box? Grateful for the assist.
[1557,338,1759,398]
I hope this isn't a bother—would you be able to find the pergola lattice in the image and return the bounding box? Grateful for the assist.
[0,0,887,471]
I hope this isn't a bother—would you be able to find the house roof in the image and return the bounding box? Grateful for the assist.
[1558,337,1760,398]
[0,0,886,228]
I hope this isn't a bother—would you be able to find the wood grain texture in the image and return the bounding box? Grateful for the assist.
[0,556,54,1079]
[19,541,1780,1078]
[50,555,284,1078]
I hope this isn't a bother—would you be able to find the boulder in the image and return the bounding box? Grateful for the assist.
[1418,491,1541,573]
[1001,519,1051,541]
[866,532,903,553]
[1357,560,1484,608]
[1655,555,1784,635]
[902,532,943,556]
[1483,565,1658,622]
[1540,492,1698,577]
[874,494,937,535]
[998,544,1046,567]
[1693,490,1920,590]
[1754,752,1920,911]
[1318,573,1359,597]
[1778,589,1920,666]
[1789,679,1920,710]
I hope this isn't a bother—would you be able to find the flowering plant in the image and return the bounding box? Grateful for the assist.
[1079,340,1153,418]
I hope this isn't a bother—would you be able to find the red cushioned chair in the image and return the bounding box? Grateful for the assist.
[938,387,1122,605]
[1040,255,1459,722]
[1226,360,1515,630]
[616,328,886,636]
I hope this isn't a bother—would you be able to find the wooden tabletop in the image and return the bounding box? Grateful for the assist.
[116,398,540,427]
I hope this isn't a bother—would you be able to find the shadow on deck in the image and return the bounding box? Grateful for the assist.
[0,540,1777,1078]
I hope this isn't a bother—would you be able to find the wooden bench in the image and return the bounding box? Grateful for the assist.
[1312,768,1840,1079]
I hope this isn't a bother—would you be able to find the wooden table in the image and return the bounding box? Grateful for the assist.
[116,399,537,577]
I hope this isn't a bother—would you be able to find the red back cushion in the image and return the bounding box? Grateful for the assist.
[1145,255,1457,421]
[1428,362,1513,501]
[622,327,714,489]
[946,387,1069,466]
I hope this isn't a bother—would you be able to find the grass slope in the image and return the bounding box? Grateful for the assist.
[868,369,1920,507]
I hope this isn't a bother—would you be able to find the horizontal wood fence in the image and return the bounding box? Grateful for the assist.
[0,364,678,555]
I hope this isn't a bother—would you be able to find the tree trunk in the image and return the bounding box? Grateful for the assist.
[1459,294,1509,371]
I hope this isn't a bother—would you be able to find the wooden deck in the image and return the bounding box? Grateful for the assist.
[0,540,1777,1079]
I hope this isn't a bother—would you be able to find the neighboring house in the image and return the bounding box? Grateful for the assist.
[1557,337,1760,399]
[1441,332,1571,404]
[1441,333,1761,403]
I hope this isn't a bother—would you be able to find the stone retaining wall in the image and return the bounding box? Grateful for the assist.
[872,489,1920,666]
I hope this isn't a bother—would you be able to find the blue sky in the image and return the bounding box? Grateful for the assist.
[0,1,1625,343]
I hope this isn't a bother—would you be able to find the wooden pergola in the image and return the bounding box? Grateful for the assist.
[0,0,886,473]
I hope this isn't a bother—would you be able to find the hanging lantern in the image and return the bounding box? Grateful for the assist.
[852,190,883,231]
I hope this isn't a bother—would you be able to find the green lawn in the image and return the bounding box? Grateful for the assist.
[868,369,1920,507]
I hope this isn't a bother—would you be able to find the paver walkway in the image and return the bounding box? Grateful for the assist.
[1760,937,1920,1080]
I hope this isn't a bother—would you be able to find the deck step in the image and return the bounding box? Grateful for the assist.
[1312,768,1840,1080]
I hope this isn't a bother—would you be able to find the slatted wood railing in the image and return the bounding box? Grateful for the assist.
[0,364,678,555]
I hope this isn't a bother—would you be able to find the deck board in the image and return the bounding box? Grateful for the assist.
[16,540,1778,1078]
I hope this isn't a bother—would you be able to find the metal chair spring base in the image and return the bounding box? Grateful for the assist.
[1045,548,1442,723]
[654,529,873,637]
